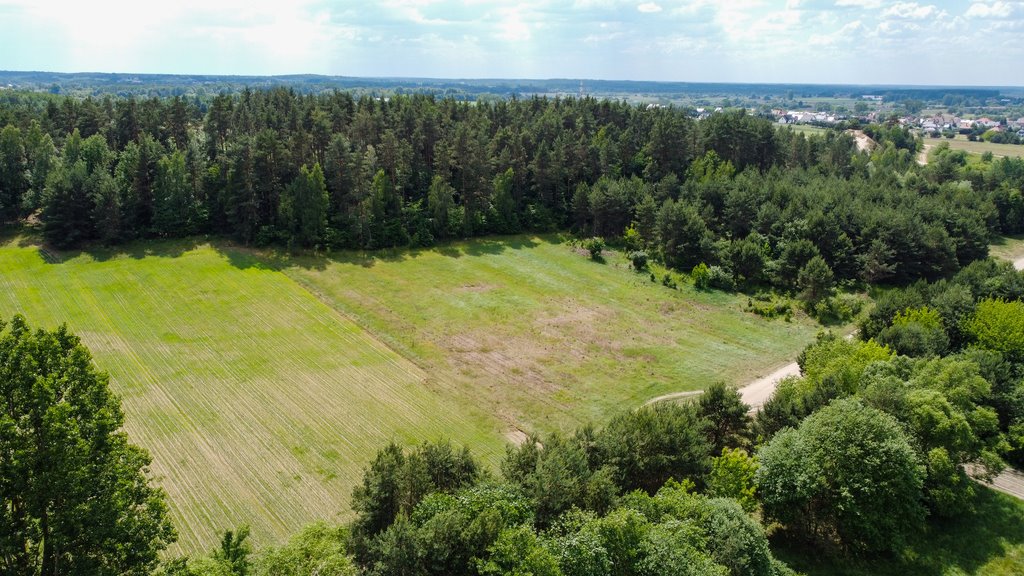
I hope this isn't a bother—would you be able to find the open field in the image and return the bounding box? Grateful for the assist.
[0,238,503,554]
[926,135,1024,158]
[285,235,822,434]
[0,234,822,553]
[783,124,830,137]
[775,487,1024,576]
[990,235,1024,267]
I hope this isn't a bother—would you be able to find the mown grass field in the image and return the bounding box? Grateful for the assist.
[0,237,502,554]
[0,233,823,554]
[286,235,822,435]
[926,135,1024,159]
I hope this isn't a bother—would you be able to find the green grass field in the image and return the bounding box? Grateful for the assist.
[0,234,822,554]
[990,235,1024,265]
[926,135,1024,159]
[0,238,502,553]
[285,236,821,434]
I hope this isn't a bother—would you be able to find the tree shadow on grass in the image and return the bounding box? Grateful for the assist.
[16,230,553,275]
[772,486,1024,576]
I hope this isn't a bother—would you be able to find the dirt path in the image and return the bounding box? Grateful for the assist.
[917,143,932,166]
[1016,257,1024,271]
[642,390,704,406]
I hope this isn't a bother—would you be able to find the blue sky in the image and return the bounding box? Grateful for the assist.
[1,0,1022,85]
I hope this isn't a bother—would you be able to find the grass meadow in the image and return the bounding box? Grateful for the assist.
[989,235,1024,265]
[0,233,823,553]
[926,135,1024,159]
[0,238,502,553]
[286,235,821,435]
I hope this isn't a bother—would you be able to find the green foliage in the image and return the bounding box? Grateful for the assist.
[585,236,606,261]
[213,526,252,576]
[810,293,863,325]
[757,399,926,553]
[279,163,329,248]
[628,250,648,271]
[597,404,711,494]
[745,293,792,320]
[876,306,950,357]
[0,315,175,576]
[254,523,356,576]
[707,449,758,513]
[697,382,752,454]
[797,255,834,304]
[477,525,562,576]
[692,262,711,290]
[968,298,1024,361]
[350,440,479,558]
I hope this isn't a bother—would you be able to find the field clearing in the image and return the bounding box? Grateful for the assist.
[926,135,1024,158]
[782,124,830,136]
[286,235,822,435]
[0,234,823,554]
[0,238,502,554]
[990,235,1024,265]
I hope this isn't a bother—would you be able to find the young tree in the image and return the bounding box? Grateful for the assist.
[0,315,175,575]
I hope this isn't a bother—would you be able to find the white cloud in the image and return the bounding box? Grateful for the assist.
[835,0,882,8]
[882,2,938,20]
[964,2,1014,18]
[637,2,662,13]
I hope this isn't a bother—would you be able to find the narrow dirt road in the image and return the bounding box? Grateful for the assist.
[917,143,931,166]
[738,361,800,411]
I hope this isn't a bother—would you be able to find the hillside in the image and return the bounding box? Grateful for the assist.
[0,233,821,553]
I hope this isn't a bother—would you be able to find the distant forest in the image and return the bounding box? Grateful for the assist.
[1,88,1023,293]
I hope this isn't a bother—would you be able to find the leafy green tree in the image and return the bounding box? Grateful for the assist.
[967,299,1024,361]
[658,199,712,271]
[797,255,834,304]
[254,522,356,576]
[477,525,561,576]
[597,404,711,494]
[756,399,925,553]
[280,163,329,247]
[876,306,949,357]
[427,175,456,239]
[155,150,203,237]
[697,382,751,454]
[706,448,758,513]
[0,124,27,221]
[0,315,175,576]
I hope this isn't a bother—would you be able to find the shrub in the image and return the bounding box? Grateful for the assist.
[692,263,711,290]
[629,250,649,271]
[584,237,606,260]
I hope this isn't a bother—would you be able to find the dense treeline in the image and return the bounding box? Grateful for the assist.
[1,90,1022,292]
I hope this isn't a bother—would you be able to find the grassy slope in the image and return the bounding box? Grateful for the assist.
[989,235,1024,265]
[285,235,821,436]
[774,487,1024,576]
[0,238,502,554]
[0,233,823,554]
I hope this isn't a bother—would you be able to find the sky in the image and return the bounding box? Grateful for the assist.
[0,0,1022,86]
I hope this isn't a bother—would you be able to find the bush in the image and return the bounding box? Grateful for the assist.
[811,293,863,324]
[692,263,711,290]
[746,293,792,320]
[707,265,735,291]
[584,237,606,260]
[629,250,649,271]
